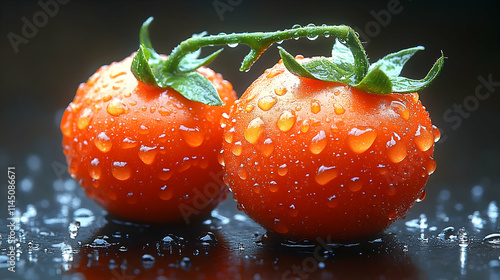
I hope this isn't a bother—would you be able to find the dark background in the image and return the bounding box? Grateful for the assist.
[1,0,500,279]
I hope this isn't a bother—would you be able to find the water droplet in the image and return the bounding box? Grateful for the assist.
[139,124,149,135]
[111,161,131,181]
[106,98,128,116]
[266,68,285,79]
[92,238,110,248]
[273,219,289,234]
[244,117,265,144]
[348,177,363,192]
[347,127,377,154]
[414,125,433,152]
[227,42,239,48]
[94,132,112,152]
[224,127,235,144]
[334,104,345,115]
[315,165,337,185]
[179,125,204,147]
[198,232,218,246]
[77,108,93,130]
[277,110,296,132]
[432,125,441,143]
[483,233,500,245]
[300,120,310,133]
[292,24,302,29]
[278,164,288,176]
[258,95,278,111]
[238,168,248,180]
[159,185,173,200]
[121,137,137,149]
[231,141,243,156]
[68,221,80,239]
[288,204,298,217]
[269,181,279,193]
[138,145,158,165]
[309,130,327,154]
[158,106,172,116]
[416,189,426,202]
[217,150,225,166]
[458,227,469,247]
[89,158,101,180]
[141,254,155,268]
[274,87,287,96]
[162,234,180,245]
[307,33,319,40]
[327,195,338,208]
[159,168,173,180]
[245,104,255,112]
[261,138,274,157]
[438,226,456,240]
[311,100,321,114]
[390,100,409,120]
[425,158,437,175]
[180,257,192,271]
[386,132,407,163]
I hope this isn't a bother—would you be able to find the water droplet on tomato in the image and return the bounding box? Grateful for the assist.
[106,98,128,116]
[238,168,248,180]
[94,132,112,152]
[274,87,287,96]
[327,195,338,208]
[121,137,137,149]
[139,145,158,165]
[315,165,337,185]
[333,104,345,115]
[288,204,298,217]
[139,124,149,135]
[386,132,407,163]
[244,117,265,144]
[425,158,437,175]
[347,127,377,154]
[224,127,235,144]
[158,168,173,180]
[414,125,433,152]
[269,181,279,193]
[266,69,284,79]
[258,95,278,111]
[309,130,327,154]
[300,120,310,133]
[390,100,409,120]
[432,125,441,143]
[217,150,225,166]
[278,164,288,176]
[311,100,321,114]
[68,159,79,175]
[277,110,296,132]
[245,104,255,112]
[177,157,192,173]
[261,138,274,157]
[179,125,204,147]
[89,158,101,180]
[231,141,243,156]
[112,161,131,181]
[159,185,173,200]
[348,177,363,192]
[410,92,419,103]
[158,106,172,116]
[77,108,93,130]
[416,189,426,202]
[273,219,289,234]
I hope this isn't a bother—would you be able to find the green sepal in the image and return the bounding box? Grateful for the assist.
[331,39,355,75]
[278,47,317,80]
[369,46,424,77]
[354,65,393,95]
[391,54,445,93]
[131,17,223,106]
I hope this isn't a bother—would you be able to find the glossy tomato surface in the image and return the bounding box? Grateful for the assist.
[61,55,237,224]
[221,58,439,241]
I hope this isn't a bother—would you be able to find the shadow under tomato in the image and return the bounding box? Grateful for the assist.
[66,216,239,280]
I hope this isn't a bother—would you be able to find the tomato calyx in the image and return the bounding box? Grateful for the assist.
[279,39,444,95]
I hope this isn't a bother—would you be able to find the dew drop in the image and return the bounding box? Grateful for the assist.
[416,189,426,202]
[89,158,101,180]
[266,69,284,79]
[179,125,204,147]
[231,141,243,156]
[483,233,500,245]
[347,127,377,154]
[348,177,363,192]
[258,95,278,111]
[315,165,338,186]
[277,110,296,132]
[458,227,469,247]
[309,130,327,154]
[139,145,158,165]
[94,132,112,152]
[269,181,279,193]
[300,120,310,133]
[159,185,173,200]
[273,219,289,234]
[227,42,239,48]
[139,124,149,135]
[432,125,441,143]
[198,232,218,246]
[238,168,248,180]
[278,164,288,176]
[327,195,338,208]
[106,98,128,116]
[244,117,265,144]
[224,127,235,144]
[245,104,255,112]
[425,158,437,175]
[111,161,131,181]
[217,150,225,166]
[159,168,173,181]
[288,204,298,217]
[158,106,172,116]
[261,138,274,157]
[386,132,407,163]
[77,108,93,130]
[274,87,287,96]
[334,104,345,115]
[311,100,321,114]
[390,100,409,120]
[121,137,137,149]
[68,221,80,239]
[414,125,434,152]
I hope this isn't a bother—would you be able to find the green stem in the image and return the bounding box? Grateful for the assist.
[164,25,368,78]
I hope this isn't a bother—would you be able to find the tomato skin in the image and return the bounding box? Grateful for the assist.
[61,54,237,224]
[221,59,438,241]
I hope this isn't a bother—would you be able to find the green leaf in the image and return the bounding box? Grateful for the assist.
[178,48,223,73]
[131,44,158,87]
[354,65,393,95]
[278,47,317,80]
[390,54,445,92]
[301,59,350,82]
[370,46,424,77]
[331,39,355,73]
[157,72,223,106]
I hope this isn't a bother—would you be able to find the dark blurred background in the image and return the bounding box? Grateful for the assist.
[1,0,499,200]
